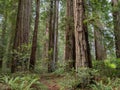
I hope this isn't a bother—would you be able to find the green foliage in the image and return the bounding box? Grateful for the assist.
[10,44,31,71]
[0,0,120,89]
[75,68,98,87]
[58,59,120,89]
[60,68,98,89]
[34,59,48,74]
[93,58,120,77]
[59,72,76,89]
[12,44,31,59]
[91,78,120,90]
[53,60,67,75]
[0,74,47,90]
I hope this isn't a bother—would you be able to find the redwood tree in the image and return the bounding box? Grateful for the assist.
[48,0,59,72]
[65,0,75,69]
[11,0,32,73]
[0,13,7,68]
[94,27,107,60]
[73,0,92,70]
[0,0,8,68]
[29,0,40,71]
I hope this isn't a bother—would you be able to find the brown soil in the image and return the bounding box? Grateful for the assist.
[40,74,61,90]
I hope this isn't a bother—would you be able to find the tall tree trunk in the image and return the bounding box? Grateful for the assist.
[48,0,59,72]
[112,0,120,58]
[94,28,107,60]
[2,22,15,72]
[43,18,49,59]
[29,0,40,71]
[0,0,8,68]
[73,0,92,70]
[2,2,17,72]
[0,13,7,68]
[65,0,75,70]
[53,0,59,68]
[48,0,54,72]
[11,0,32,73]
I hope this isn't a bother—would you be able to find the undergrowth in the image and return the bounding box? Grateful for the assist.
[0,58,120,90]
[0,73,47,90]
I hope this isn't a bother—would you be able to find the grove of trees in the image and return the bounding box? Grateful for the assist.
[0,0,120,90]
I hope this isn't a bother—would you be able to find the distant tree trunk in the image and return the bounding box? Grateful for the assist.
[53,0,59,67]
[2,4,17,72]
[43,18,49,59]
[11,0,32,73]
[48,0,59,72]
[48,0,54,72]
[0,14,7,68]
[65,0,75,70]
[74,0,92,70]
[29,0,40,71]
[112,0,120,58]
[94,28,107,60]
[2,22,15,72]
[0,0,8,68]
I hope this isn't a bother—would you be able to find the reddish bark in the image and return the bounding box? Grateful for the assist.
[11,0,32,73]
[65,0,76,70]
[29,0,40,71]
[74,0,92,70]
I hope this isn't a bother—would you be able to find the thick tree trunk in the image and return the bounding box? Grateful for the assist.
[48,0,59,72]
[112,0,120,58]
[29,0,40,71]
[11,0,32,73]
[65,0,75,70]
[94,28,107,60]
[74,0,92,70]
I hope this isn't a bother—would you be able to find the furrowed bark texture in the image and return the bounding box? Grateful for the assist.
[74,0,92,70]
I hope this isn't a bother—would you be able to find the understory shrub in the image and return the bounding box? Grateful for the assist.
[60,68,98,89]
[93,58,120,77]
[0,74,47,90]
[91,78,120,90]
[53,60,67,75]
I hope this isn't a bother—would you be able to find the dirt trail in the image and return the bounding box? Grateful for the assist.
[40,74,61,90]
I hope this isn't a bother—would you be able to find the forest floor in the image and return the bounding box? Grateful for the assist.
[40,73,64,90]
[39,73,92,90]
